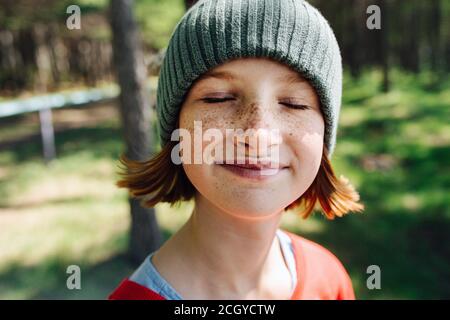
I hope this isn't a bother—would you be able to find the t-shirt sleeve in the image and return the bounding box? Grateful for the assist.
[335,261,356,300]
[321,245,356,300]
[293,234,357,300]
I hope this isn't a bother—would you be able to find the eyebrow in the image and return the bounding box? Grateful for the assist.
[277,73,307,85]
[194,70,306,85]
[195,71,236,83]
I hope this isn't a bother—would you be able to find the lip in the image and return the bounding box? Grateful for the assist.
[214,159,289,170]
[215,159,289,180]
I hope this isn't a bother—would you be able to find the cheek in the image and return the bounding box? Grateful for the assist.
[179,104,228,192]
[285,111,325,152]
[284,113,325,188]
[182,163,208,193]
[180,104,234,161]
[180,104,232,137]
[180,102,231,128]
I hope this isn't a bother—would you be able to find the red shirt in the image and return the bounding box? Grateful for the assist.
[109,230,355,300]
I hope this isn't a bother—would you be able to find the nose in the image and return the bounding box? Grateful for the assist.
[239,101,270,131]
[233,101,282,157]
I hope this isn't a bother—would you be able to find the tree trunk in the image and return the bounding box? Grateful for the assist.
[33,24,52,92]
[109,0,163,265]
[429,0,441,72]
[379,0,390,92]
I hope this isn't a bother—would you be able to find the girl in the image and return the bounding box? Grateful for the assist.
[109,0,364,300]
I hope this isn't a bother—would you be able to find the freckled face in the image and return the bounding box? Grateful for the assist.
[178,57,325,218]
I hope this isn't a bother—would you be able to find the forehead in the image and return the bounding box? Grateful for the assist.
[194,58,307,86]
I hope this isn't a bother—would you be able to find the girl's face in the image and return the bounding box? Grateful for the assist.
[179,57,324,218]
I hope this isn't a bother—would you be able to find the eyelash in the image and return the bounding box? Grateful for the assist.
[281,102,310,110]
[201,97,310,110]
[202,97,234,103]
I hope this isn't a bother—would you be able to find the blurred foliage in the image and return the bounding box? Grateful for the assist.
[0,0,185,47]
[2,0,449,94]
[134,0,185,50]
[0,0,185,94]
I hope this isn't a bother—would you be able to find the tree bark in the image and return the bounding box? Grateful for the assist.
[109,0,163,264]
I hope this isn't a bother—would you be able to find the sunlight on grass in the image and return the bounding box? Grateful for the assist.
[0,146,130,299]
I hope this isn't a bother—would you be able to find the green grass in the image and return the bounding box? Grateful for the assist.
[0,69,449,299]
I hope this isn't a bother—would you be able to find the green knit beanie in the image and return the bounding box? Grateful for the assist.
[156,0,343,157]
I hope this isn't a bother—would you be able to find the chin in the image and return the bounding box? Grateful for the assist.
[217,200,286,219]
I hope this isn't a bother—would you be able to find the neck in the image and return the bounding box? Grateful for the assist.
[173,193,286,297]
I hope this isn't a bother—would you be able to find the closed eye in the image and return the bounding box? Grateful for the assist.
[201,97,235,103]
[280,102,310,110]
[201,98,310,110]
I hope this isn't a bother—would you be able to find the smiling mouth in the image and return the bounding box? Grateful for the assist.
[215,160,289,180]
